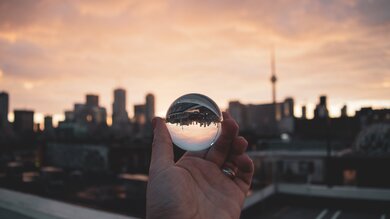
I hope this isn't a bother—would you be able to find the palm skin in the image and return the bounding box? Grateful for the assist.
[147,113,254,219]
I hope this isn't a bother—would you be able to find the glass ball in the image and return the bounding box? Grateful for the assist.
[166,93,223,151]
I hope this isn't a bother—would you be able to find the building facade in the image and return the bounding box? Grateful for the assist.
[13,110,34,135]
[112,88,129,126]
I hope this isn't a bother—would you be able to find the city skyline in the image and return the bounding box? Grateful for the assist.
[1,88,388,128]
[0,0,389,125]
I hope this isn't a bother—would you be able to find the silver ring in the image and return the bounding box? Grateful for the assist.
[222,167,236,179]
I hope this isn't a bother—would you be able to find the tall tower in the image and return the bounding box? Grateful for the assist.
[270,47,277,104]
[44,115,53,131]
[145,93,155,122]
[112,88,129,126]
[13,110,34,134]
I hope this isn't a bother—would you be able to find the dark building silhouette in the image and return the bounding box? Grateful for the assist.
[295,98,363,141]
[314,95,329,119]
[341,105,348,117]
[74,102,107,125]
[13,110,34,135]
[44,115,53,131]
[295,115,360,141]
[247,103,280,136]
[43,115,55,139]
[228,94,376,142]
[134,104,146,125]
[132,93,155,136]
[229,98,294,136]
[145,93,155,123]
[133,101,150,137]
[301,105,307,119]
[278,98,295,134]
[282,98,294,117]
[144,93,155,136]
[356,107,390,128]
[0,91,9,130]
[86,94,99,107]
[228,101,247,129]
[73,95,107,125]
[64,110,74,122]
[112,88,129,126]
[58,94,107,139]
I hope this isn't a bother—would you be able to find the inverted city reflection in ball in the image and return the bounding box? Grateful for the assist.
[166,93,222,151]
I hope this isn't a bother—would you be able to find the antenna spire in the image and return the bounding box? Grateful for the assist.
[270,46,277,104]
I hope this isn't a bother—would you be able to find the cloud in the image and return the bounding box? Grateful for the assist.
[355,0,390,25]
[0,0,389,117]
[0,0,43,30]
[23,81,35,90]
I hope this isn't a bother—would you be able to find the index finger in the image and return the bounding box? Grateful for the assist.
[149,117,175,176]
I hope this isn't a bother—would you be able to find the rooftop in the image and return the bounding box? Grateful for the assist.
[1,183,389,219]
[242,184,390,219]
[0,188,137,219]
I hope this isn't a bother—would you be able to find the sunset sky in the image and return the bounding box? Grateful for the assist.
[0,0,389,125]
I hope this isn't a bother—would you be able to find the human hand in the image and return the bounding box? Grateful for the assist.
[146,112,254,219]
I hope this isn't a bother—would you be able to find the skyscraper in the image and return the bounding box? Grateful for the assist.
[282,98,294,117]
[0,91,9,130]
[112,88,129,126]
[86,94,99,107]
[134,104,146,125]
[44,115,53,131]
[314,95,329,119]
[145,93,155,122]
[43,115,55,138]
[73,95,107,125]
[278,98,295,134]
[13,110,34,134]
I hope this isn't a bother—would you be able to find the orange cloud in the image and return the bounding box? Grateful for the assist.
[0,0,389,122]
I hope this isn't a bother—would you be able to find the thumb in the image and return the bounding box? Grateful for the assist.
[150,117,174,175]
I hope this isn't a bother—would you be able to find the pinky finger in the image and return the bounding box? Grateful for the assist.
[230,154,254,194]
